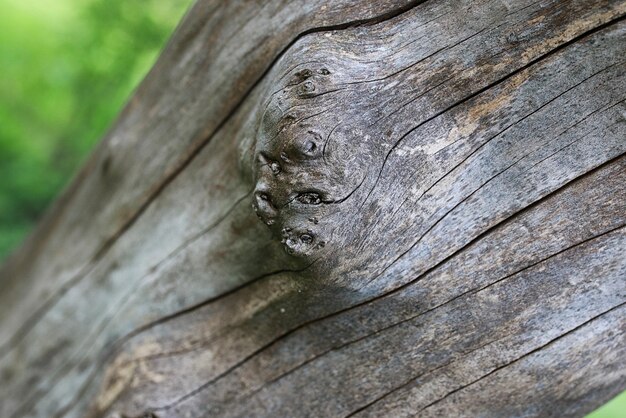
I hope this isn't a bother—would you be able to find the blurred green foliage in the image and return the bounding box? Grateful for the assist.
[0,0,192,260]
[0,2,625,416]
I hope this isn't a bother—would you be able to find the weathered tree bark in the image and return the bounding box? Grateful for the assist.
[1,0,625,417]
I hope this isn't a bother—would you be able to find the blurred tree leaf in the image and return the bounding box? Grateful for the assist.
[0,0,193,260]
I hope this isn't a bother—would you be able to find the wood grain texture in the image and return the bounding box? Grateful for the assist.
[0,0,625,417]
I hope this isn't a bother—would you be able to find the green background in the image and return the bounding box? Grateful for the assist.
[0,0,192,259]
[0,0,623,416]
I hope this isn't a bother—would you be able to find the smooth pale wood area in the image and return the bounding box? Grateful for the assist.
[0,0,624,417]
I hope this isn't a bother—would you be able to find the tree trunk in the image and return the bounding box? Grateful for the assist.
[1,0,625,417]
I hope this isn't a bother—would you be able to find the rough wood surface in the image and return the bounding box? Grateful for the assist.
[0,0,625,417]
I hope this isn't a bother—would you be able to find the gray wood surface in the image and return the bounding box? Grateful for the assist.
[0,0,624,417]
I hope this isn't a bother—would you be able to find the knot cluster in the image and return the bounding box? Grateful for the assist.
[252,66,335,257]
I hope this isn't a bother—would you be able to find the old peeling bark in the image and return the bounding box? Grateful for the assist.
[1,0,625,417]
